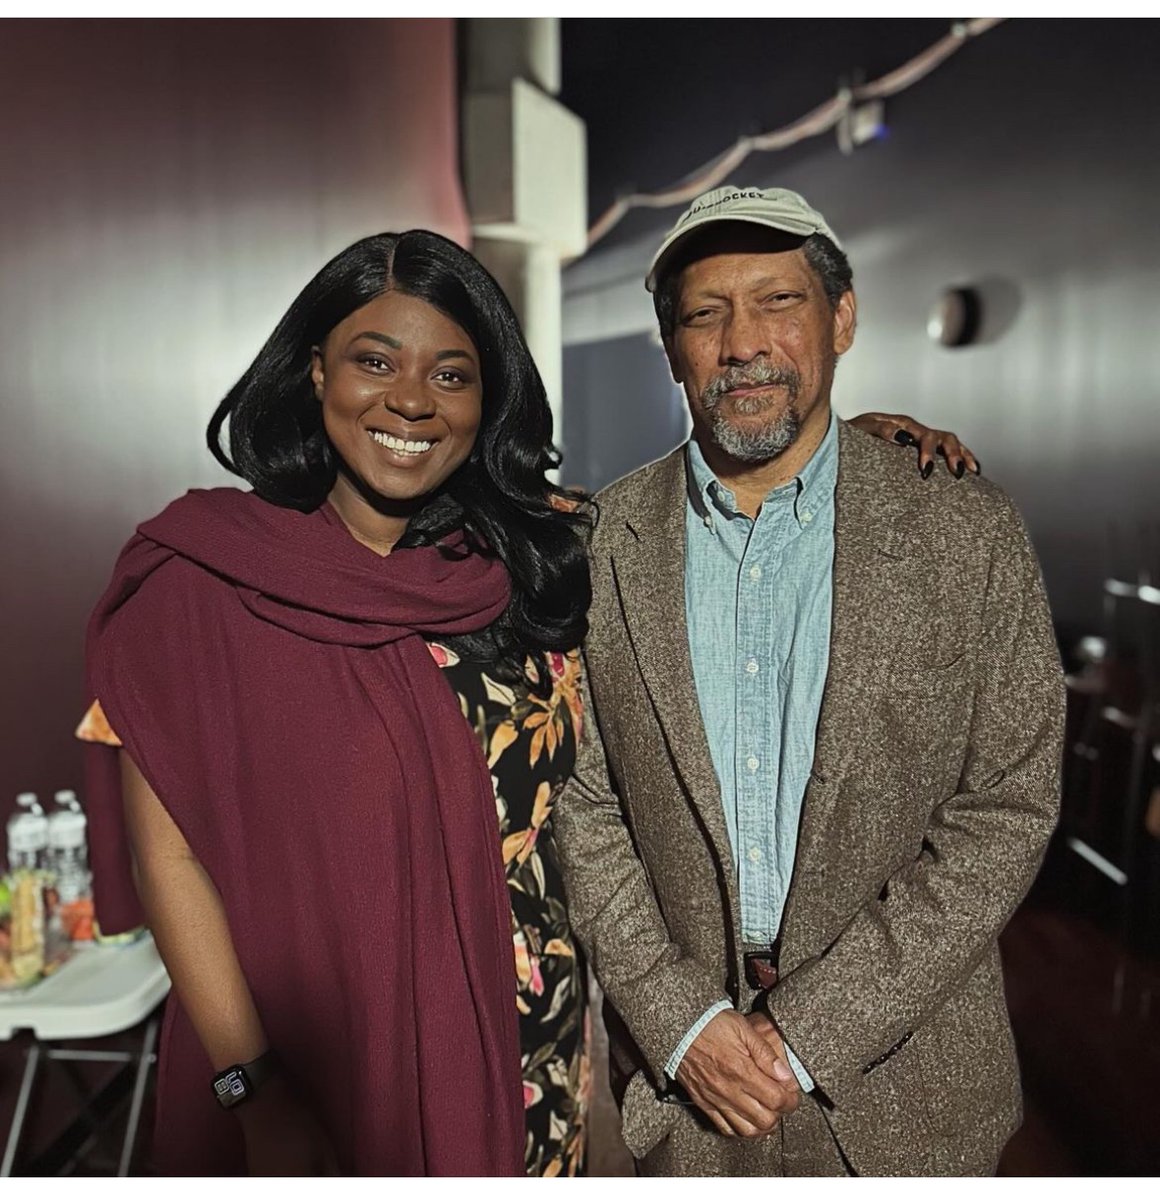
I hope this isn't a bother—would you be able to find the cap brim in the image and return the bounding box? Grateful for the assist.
[645,213,828,292]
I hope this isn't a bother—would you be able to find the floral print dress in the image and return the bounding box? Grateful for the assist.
[78,642,590,1178]
[429,643,590,1177]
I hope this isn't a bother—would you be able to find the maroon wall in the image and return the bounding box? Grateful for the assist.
[0,19,469,811]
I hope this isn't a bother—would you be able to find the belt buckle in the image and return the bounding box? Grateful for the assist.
[744,951,779,990]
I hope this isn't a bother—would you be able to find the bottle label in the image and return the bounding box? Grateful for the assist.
[1,869,46,988]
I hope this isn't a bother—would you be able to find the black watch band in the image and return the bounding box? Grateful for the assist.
[211,1049,280,1110]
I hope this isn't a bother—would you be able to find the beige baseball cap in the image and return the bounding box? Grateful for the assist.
[645,184,842,293]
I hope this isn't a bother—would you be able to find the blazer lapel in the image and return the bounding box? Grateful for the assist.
[608,448,738,891]
[779,422,912,965]
[811,422,910,784]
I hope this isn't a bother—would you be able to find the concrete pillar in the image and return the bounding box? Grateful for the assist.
[461,18,586,473]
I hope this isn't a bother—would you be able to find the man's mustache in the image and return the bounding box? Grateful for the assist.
[701,360,801,407]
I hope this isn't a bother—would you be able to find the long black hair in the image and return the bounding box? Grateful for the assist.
[208,230,591,693]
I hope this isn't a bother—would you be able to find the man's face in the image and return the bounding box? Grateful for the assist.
[664,235,856,465]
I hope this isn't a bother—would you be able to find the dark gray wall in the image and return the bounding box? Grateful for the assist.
[563,332,687,493]
[561,19,1160,638]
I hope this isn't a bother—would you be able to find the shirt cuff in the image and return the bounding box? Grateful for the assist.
[785,1043,815,1092]
[664,1000,733,1080]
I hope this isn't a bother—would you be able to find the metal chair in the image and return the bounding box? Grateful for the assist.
[0,935,170,1176]
[1060,560,1160,1015]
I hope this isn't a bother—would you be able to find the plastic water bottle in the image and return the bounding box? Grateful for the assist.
[7,792,48,872]
[49,790,94,942]
[2,793,48,987]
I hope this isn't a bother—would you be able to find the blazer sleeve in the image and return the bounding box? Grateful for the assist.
[553,653,731,1089]
[763,493,1065,1108]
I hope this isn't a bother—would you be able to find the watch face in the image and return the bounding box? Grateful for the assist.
[212,1067,249,1108]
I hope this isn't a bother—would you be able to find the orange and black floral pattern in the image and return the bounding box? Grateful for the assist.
[431,643,590,1177]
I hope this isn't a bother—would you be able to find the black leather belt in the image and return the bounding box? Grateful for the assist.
[742,937,781,990]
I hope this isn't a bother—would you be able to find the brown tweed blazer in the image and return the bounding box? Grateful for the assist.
[554,420,1065,1176]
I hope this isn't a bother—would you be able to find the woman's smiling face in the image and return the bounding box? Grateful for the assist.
[311,289,483,512]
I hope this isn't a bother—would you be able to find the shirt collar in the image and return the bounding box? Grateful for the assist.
[685,410,839,531]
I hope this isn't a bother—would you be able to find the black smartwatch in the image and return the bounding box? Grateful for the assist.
[211,1049,280,1110]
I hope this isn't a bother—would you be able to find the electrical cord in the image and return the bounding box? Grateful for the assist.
[584,18,1005,253]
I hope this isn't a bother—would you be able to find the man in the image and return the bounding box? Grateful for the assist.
[554,185,1064,1176]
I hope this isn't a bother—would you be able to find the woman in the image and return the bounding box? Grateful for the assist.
[80,229,976,1177]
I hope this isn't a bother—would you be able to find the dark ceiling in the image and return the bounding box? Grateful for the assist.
[560,18,963,252]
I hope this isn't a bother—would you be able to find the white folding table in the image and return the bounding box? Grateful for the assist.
[0,935,170,1176]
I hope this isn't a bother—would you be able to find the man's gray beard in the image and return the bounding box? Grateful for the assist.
[700,362,803,464]
[708,405,801,463]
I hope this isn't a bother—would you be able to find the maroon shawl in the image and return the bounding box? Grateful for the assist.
[85,488,525,1176]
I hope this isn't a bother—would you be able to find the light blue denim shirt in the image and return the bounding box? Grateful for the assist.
[665,412,838,1092]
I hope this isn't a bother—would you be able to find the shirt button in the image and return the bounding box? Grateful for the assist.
[746,755,759,772]
[703,514,713,530]
[745,659,759,675]
[748,846,762,863]
[801,510,813,523]
[748,565,762,581]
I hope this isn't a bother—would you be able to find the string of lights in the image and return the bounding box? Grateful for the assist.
[584,17,1006,252]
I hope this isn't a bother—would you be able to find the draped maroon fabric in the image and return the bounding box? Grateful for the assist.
[84,488,526,1176]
